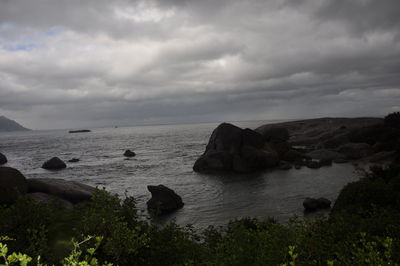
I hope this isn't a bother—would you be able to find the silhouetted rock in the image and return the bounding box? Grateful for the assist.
[193,151,233,173]
[205,123,243,153]
[69,129,91,133]
[0,152,7,165]
[303,197,331,212]
[27,178,96,204]
[242,128,264,149]
[147,185,184,215]
[0,167,28,204]
[282,149,309,162]
[68,158,80,163]
[124,150,136,157]
[42,157,67,170]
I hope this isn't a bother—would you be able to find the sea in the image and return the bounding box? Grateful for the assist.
[0,120,361,229]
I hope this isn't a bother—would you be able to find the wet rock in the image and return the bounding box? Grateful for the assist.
[193,151,233,173]
[306,161,321,169]
[242,128,264,149]
[68,158,80,163]
[27,178,96,204]
[0,152,7,165]
[334,158,348,164]
[42,157,67,170]
[282,149,309,162]
[233,146,278,173]
[303,197,331,212]
[0,167,28,204]
[307,149,345,161]
[256,127,289,143]
[124,150,136,157]
[147,185,184,215]
[319,158,333,167]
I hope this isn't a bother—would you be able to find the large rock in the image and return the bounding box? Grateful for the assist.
[27,178,96,204]
[27,192,73,209]
[42,157,67,170]
[0,152,7,165]
[0,167,28,204]
[303,197,331,212]
[194,123,272,173]
[338,143,372,160]
[147,185,184,215]
[124,150,136,157]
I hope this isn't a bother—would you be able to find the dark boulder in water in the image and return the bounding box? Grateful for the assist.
[124,150,136,157]
[303,197,331,212]
[42,157,67,170]
[147,185,184,215]
[194,123,278,173]
[0,167,28,204]
[69,129,91,133]
[68,158,80,163]
[0,152,7,165]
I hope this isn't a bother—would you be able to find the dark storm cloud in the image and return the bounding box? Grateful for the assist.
[0,0,399,129]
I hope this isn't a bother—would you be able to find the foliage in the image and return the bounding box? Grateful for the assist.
[2,162,400,265]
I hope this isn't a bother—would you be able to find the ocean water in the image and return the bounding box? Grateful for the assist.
[0,120,360,228]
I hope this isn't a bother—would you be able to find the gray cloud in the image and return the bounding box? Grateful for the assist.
[0,0,399,129]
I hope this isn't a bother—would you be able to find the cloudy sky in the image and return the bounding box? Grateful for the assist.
[0,0,400,129]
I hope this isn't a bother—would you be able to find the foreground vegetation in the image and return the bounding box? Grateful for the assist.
[1,157,400,265]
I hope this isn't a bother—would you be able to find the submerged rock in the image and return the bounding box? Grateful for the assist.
[68,158,80,163]
[124,150,136,157]
[147,185,184,215]
[0,152,7,165]
[27,178,96,204]
[303,197,331,212]
[42,157,67,170]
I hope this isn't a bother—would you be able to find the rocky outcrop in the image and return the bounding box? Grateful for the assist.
[27,178,96,204]
[0,152,7,165]
[42,157,67,170]
[303,197,331,212]
[338,143,372,160]
[124,150,136,157]
[307,149,345,162]
[147,185,184,215]
[0,167,28,204]
[193,123,279,173]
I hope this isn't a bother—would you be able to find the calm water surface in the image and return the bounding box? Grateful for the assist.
[0,121,360,228]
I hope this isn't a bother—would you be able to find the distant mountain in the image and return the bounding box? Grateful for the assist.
[0,116,30,132]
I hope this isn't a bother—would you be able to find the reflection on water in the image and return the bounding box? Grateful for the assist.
[0,121,360,228]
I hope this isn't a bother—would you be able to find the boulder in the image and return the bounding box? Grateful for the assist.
[307,149,345,161]
[27,192,73,209]
[68,158,80,163]
[124,150,136,157]
[27,178,96,204]
[282,149,309,162]
[0,152,7,165]
[0,167,28,204]
[42,157,67,170]
[147,185,184,215]
[257,127,289,143]
[303,197,331,212]
[338,143,372,160]
[322,133,349,149]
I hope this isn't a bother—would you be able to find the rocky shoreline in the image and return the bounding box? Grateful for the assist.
[194,117,399,174]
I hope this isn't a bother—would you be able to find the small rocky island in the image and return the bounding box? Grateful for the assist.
[194,116,400,173]
[69,129,91,133]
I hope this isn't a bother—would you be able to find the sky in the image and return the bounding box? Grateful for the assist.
[0,0,400,130]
